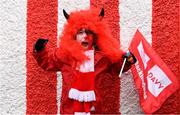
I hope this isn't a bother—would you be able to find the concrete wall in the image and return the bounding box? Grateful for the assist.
[0,0,26,114]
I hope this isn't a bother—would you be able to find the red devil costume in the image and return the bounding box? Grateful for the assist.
[33,8,136,114]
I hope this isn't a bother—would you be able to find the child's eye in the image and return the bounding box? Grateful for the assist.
[85,30,93,34]
[78,31,84,34]
[85,30,89,34]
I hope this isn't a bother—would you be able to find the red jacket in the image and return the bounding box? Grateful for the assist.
[33,47,131,114]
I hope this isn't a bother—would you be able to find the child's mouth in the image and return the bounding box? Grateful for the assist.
[81,41,89,47]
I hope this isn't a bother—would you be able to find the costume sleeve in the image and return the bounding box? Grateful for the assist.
[33,48,63,71]
[110,59,132,76]
[121,59,132,73]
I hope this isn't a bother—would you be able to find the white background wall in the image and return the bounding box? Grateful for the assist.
[0,0,27,114]
[120,0,151,113]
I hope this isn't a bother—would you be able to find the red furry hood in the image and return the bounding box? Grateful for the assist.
[58,8,123,63]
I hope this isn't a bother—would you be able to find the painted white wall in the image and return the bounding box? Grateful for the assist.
[0,0,27,114]
[119,0,152,114]
[120,0,152,50]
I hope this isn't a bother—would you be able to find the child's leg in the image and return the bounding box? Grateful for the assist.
[83,102,92,113]
[74,100,84,112]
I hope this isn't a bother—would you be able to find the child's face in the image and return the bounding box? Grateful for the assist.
[76,28,94,50]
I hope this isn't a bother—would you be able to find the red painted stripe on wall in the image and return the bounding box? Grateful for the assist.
[152,0,180,113]
[26,0,58,114]
[90,0,121,113]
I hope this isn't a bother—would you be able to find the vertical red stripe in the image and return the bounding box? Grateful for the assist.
[26,0,58,114]
[90,0,120,113]
[152,0,180,113]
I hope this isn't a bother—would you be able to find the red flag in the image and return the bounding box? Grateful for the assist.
[129,30,179,113]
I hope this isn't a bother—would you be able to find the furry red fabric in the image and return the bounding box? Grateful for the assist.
[32,7,130,114]
[59,8,123,63]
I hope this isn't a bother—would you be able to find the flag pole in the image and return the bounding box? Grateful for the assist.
[119,58,127,77]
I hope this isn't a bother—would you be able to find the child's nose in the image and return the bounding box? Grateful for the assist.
[82,32,87,38]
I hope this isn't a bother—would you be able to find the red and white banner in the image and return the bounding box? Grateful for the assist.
[129,30,179,113]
